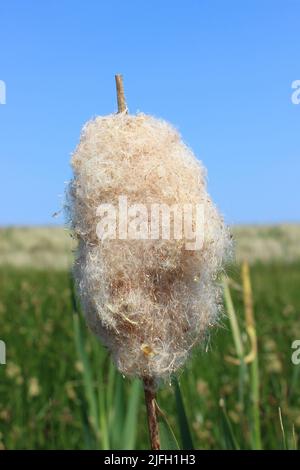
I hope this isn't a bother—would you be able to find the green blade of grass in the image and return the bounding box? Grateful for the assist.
[121,378,141,450]
[110,372,126,448]
[70,276,99,440]
[157,406,180,450]
[292,424,298,450]
[249,356,262,449]
[222,276,247,410]
[222,276,244,360]
[241,262,262,450]
[278,407,287,450]
[219,399,240,450]
[106,360,116,414]
[73,312,99,437]
[78,389,97,449]
[98,368,110,450]
[172,377,194,450]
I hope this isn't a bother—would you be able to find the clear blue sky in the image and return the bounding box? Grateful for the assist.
[1,0,299,225]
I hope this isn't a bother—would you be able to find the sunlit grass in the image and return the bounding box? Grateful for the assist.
[1,224,299,269]
[0,261,299,449]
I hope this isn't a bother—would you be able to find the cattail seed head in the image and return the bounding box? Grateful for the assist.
[67,112,231,381]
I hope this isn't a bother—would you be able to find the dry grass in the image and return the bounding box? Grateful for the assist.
[0,224,299,269]
[0,226,75,270]
[233,224,300,264]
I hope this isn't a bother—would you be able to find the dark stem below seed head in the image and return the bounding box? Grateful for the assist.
[114,74,159,449]
[143,377,161,450]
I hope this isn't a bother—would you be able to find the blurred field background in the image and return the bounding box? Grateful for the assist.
[0,225,299,450]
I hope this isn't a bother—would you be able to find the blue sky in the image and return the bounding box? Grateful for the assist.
[0,0,299,225]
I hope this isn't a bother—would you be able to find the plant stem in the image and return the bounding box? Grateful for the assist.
[115,74,127,113]
[114,75,159,450]
[223,276,247,409]
[242,261,262,450]
[115,74,147,451]
[143,377,160,450]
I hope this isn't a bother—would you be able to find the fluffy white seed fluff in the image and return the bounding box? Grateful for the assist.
[68,112,231,381]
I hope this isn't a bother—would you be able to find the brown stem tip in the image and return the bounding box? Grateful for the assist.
[143,377,160,450]
[115,74,127,113]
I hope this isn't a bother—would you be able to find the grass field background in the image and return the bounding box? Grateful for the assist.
[0,225,299,449]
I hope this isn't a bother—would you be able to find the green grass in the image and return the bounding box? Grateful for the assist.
[0,261,300,449]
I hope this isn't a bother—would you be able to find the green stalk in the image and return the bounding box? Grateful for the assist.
[249,356,261,449]
[70,275,100,445]
[222,276,247,408]
[98,368,110,450]
[242,262,262,450]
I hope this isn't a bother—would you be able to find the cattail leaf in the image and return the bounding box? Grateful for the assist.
[98,368,110,450]
[120,378,141,450]
[220,400,240,450]
[110,372,126,448]
[222,276,244,360]
[172,377,194,450]
[106,360,116,413]
[241,262,262,450]
[223,276,248,408]
[158,411,180,450]
[79,394,97,449]
[73,313,98,435]
[278,407,287,450]
[70,276,99,439]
